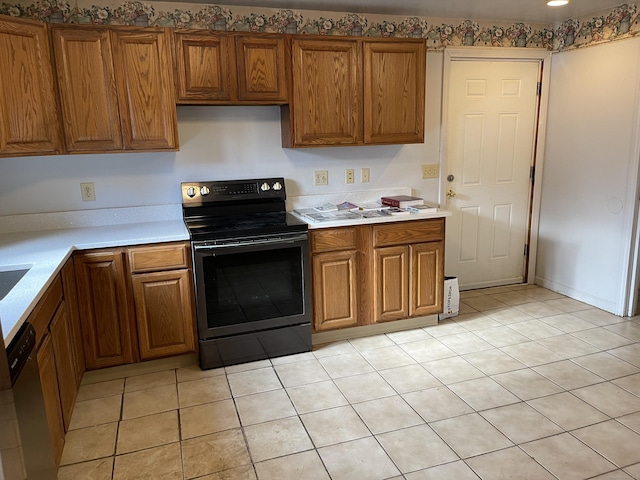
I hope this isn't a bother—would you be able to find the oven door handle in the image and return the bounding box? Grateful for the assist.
[193,233,308,250]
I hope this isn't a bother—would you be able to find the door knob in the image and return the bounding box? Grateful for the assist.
[446,189,456,198]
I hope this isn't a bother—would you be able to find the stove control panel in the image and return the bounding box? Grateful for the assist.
[182,178,287,204]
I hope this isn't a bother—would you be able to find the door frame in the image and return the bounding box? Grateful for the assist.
[440,47,552,287]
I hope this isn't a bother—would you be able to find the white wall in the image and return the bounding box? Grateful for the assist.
[536,37,640,314]
[0,53,443,217]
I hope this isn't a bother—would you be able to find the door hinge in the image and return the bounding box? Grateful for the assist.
[530,166,535,180]
[524,244,529,256]
[536,82,542,96]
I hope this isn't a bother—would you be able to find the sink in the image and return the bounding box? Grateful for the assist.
[0,266,31,301]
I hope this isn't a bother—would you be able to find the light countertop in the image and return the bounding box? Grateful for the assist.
[288,187,450,228]
[0,210,188,346]
[292,209,451,229]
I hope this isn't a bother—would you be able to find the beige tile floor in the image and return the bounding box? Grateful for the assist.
[57,285,640,480]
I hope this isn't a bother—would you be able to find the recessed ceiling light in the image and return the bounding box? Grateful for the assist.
[547,0,569,6]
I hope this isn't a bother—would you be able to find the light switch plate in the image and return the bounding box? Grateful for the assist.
[422,164,439,179]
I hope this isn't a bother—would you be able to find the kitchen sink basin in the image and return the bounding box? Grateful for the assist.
[0,266,31,301]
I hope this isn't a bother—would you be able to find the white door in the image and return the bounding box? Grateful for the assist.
[444,60,540,289]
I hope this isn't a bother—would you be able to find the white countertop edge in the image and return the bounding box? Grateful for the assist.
[293,210,451,229]
[1,219,189,346]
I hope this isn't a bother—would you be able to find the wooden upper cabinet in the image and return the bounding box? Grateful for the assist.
[111,27,178,150]
[51,25,122,152]
[364,40,426,144]
[51,25,177,153]
[174,31,288,105]
[284,36,426,148]
[174,31,235,103]
[286,37,361,147]
[0,16,61,157]
[235,35,288,103]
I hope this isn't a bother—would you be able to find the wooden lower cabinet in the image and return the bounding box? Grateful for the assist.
[37,334,65,466]
[410,241,444,316]
[49,300,79,431]
[131,269,196,360]
[74,249,134,369]
[312,250,358,331]
[74,242,196,368]
[310,227,361,332]
[374,245,409,322]
[372,219,445,323]
[373,241,444,323]
[30,272,83,466]
[60,259,86,384]
[310,218,445,331]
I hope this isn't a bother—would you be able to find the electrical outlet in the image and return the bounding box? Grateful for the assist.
[361,167,370,183]
[80,182,96,201]
[422,164,439,179]
[314,170,328,186]
[345,168,354,184]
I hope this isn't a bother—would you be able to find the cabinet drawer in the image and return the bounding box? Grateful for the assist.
[30,275,63,346]
[128,242,190,273]
[373,219,444,247]
[311,227,357,253]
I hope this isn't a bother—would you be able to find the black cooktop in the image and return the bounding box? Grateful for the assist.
[185,211,308,241]
[181,178,309,241]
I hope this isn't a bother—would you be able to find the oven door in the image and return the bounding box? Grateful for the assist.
[192,232,311,340]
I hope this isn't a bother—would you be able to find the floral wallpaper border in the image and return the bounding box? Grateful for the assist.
[1,0,638,51]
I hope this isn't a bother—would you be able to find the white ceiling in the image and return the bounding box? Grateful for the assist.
[178,0,629,24]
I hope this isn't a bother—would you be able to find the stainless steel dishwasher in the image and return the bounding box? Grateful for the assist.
[1,321,57,480]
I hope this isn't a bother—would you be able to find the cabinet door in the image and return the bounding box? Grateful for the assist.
[288,37,361,146]
[236,35,288,103]
[51,26,122,152]
[374,246,409,322]
[363,40,425,144]
[312,250,358,331]
[74,250,134,369]
[131,269,196,360]
[111,28,178,150]
[410,241,444,316]
[174,31,235,103]
[61,259,86,384]
[37,334,65,466]
[0,16,61,156]
[49,301,78,431]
